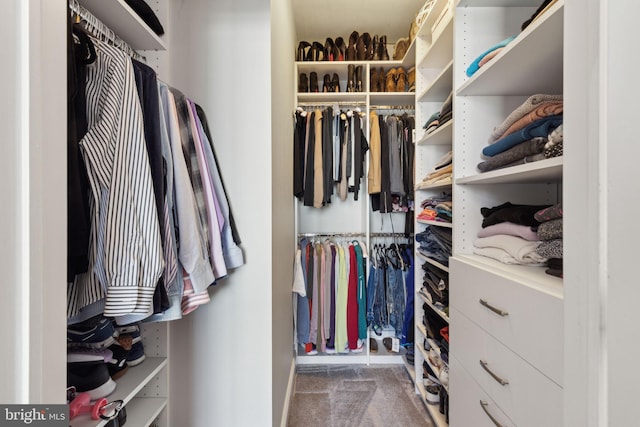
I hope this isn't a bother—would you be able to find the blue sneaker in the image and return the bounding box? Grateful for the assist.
[67,316,116,349]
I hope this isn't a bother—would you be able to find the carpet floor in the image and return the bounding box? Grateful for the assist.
[287,365,434,427]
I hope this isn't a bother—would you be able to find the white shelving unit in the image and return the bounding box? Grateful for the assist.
[450,1,564,426]
[412,3,454,424]
[294,42,416,366]
[71,3,170,426]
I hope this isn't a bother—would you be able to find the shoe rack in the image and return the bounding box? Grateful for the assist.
[69,2,170,427]
[413,0,454,425]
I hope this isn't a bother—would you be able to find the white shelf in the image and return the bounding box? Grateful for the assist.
[296,92,367,103]
[452,254,563,299]
[417,252,450,273]
[416,120,453,146]
[420,291,450,322]
[456,156,563,185]
[401,38,417,69]
[403,355,417,383]
[418,60,454,102]
[419,343,449,393]
[458,0,542,6]
[122,397,167,427]
[418,16,454,70]
[417,219,453,228]
[70,357,168,427]
[79,0,166,50]
[417,381,449,426]
[415,178,453,191]
[369,92,416,106]
[456,0,564,96]
[417,322,428,338]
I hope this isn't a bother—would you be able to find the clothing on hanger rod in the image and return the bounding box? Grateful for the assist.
[369,105,415,111]
[69,0,146,62]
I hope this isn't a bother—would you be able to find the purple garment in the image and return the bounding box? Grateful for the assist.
[309,244,319,345]
[477,221,539,241]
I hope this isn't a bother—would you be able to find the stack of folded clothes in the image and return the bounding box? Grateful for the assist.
[420,261,449,310]
[417,193,452,223]
[478,94,563,172]
[416,226,452,267]
[416,151,452,187]
[533,203,563,277]
[474,202,552,266]
[423,92,453,136]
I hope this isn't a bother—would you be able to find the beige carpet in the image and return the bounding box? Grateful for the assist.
[287,365,434,427]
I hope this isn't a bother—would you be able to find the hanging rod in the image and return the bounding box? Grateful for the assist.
[369,105,415,110]
[297,232,413,238]
[297,101,367,107]
[69,0,146,62]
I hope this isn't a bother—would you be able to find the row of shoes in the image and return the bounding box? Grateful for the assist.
[423,361,450,422]
[298,66,416,93]
[370,66,415,93]
[297,31,391,62]
[67,315,146,400]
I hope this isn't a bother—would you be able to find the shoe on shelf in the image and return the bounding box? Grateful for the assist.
[127,340,146,367]
[67,315,116,349]
[393,37,410,60]
[396,67,407,92]
[355,65,363,92]
[323,74,332,92]
[423,360,440,384]
[379,35,390,60]
[310,72,319,92]
[351,339,364,353]
[370,68,379,92]
[296,41,311,61]
[67,348,113,364]
[347,64,355,92]
[107,334,134,380]
[298,73,308,92]
[369,337,379,353]
[440,365,449,389]
[335,37,346,61]
[304,342,318,356]
[408,66,416,92]
[346,31,359,61]
[67,361,117,400]
[385,68,397,92]
[425,381,441,404]
[332,73,340,92]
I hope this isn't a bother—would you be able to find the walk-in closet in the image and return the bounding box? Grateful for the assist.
[2,0,640,426]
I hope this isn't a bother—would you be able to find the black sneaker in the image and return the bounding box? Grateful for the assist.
[67,361,116,400]
[107,340,130,380]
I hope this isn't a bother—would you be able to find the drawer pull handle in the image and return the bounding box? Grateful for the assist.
[480,360,509,386]
[480,400,507,427]
[479,299,509,317]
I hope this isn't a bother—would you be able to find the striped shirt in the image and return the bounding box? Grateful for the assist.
[67,40,164,319]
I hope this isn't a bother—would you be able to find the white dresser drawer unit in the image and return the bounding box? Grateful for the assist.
[450,356,515,427]
[450,256,563,386]
[451,307,563,427]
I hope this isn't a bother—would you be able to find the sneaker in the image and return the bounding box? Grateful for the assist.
[67,348,113,364]
[127,341,146,367]
[423,361,439,384]
[67,361,116,400]
[425,381,441,404]
[351,339,364,353]
[369,338,379,353]
[107,335,133,380]
[440,365,449,389]
[67,316,116,349]
[304,343,318,355]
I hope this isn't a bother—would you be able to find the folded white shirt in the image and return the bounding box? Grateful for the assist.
[474,234,547,265]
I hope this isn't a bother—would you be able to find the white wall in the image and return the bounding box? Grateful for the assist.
[167,0,275,425]
[0,0,66,404]
[270,0,296,424]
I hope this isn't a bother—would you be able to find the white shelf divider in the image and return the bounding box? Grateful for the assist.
[456,156,562,185]
[417,219,453,229]
[416,120,453,146]
[418,16,454,70]
[420,291,450,322]
[417,252,450,273]
[418,60,454,102]
[415,178,453,191]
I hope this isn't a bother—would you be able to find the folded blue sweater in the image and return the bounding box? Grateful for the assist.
[482,115,563,157]
[466,35,517,77]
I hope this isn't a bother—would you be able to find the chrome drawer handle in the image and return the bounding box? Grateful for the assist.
[480,360,509,386]
[480,400,507,427]
[479,299,509,317]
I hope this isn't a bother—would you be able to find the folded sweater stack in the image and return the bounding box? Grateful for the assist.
[533,203,563,278]
[423,92,453,136]
[474,202,551,266]
[416,151,452,187]
[477,94,564,172]
[417,193,452,223]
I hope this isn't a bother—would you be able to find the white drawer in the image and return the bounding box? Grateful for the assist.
[450,256,563,385]
[451,307,563,427]
[450,356,515,427]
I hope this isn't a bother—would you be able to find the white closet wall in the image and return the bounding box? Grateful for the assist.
[164,0,295,425]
